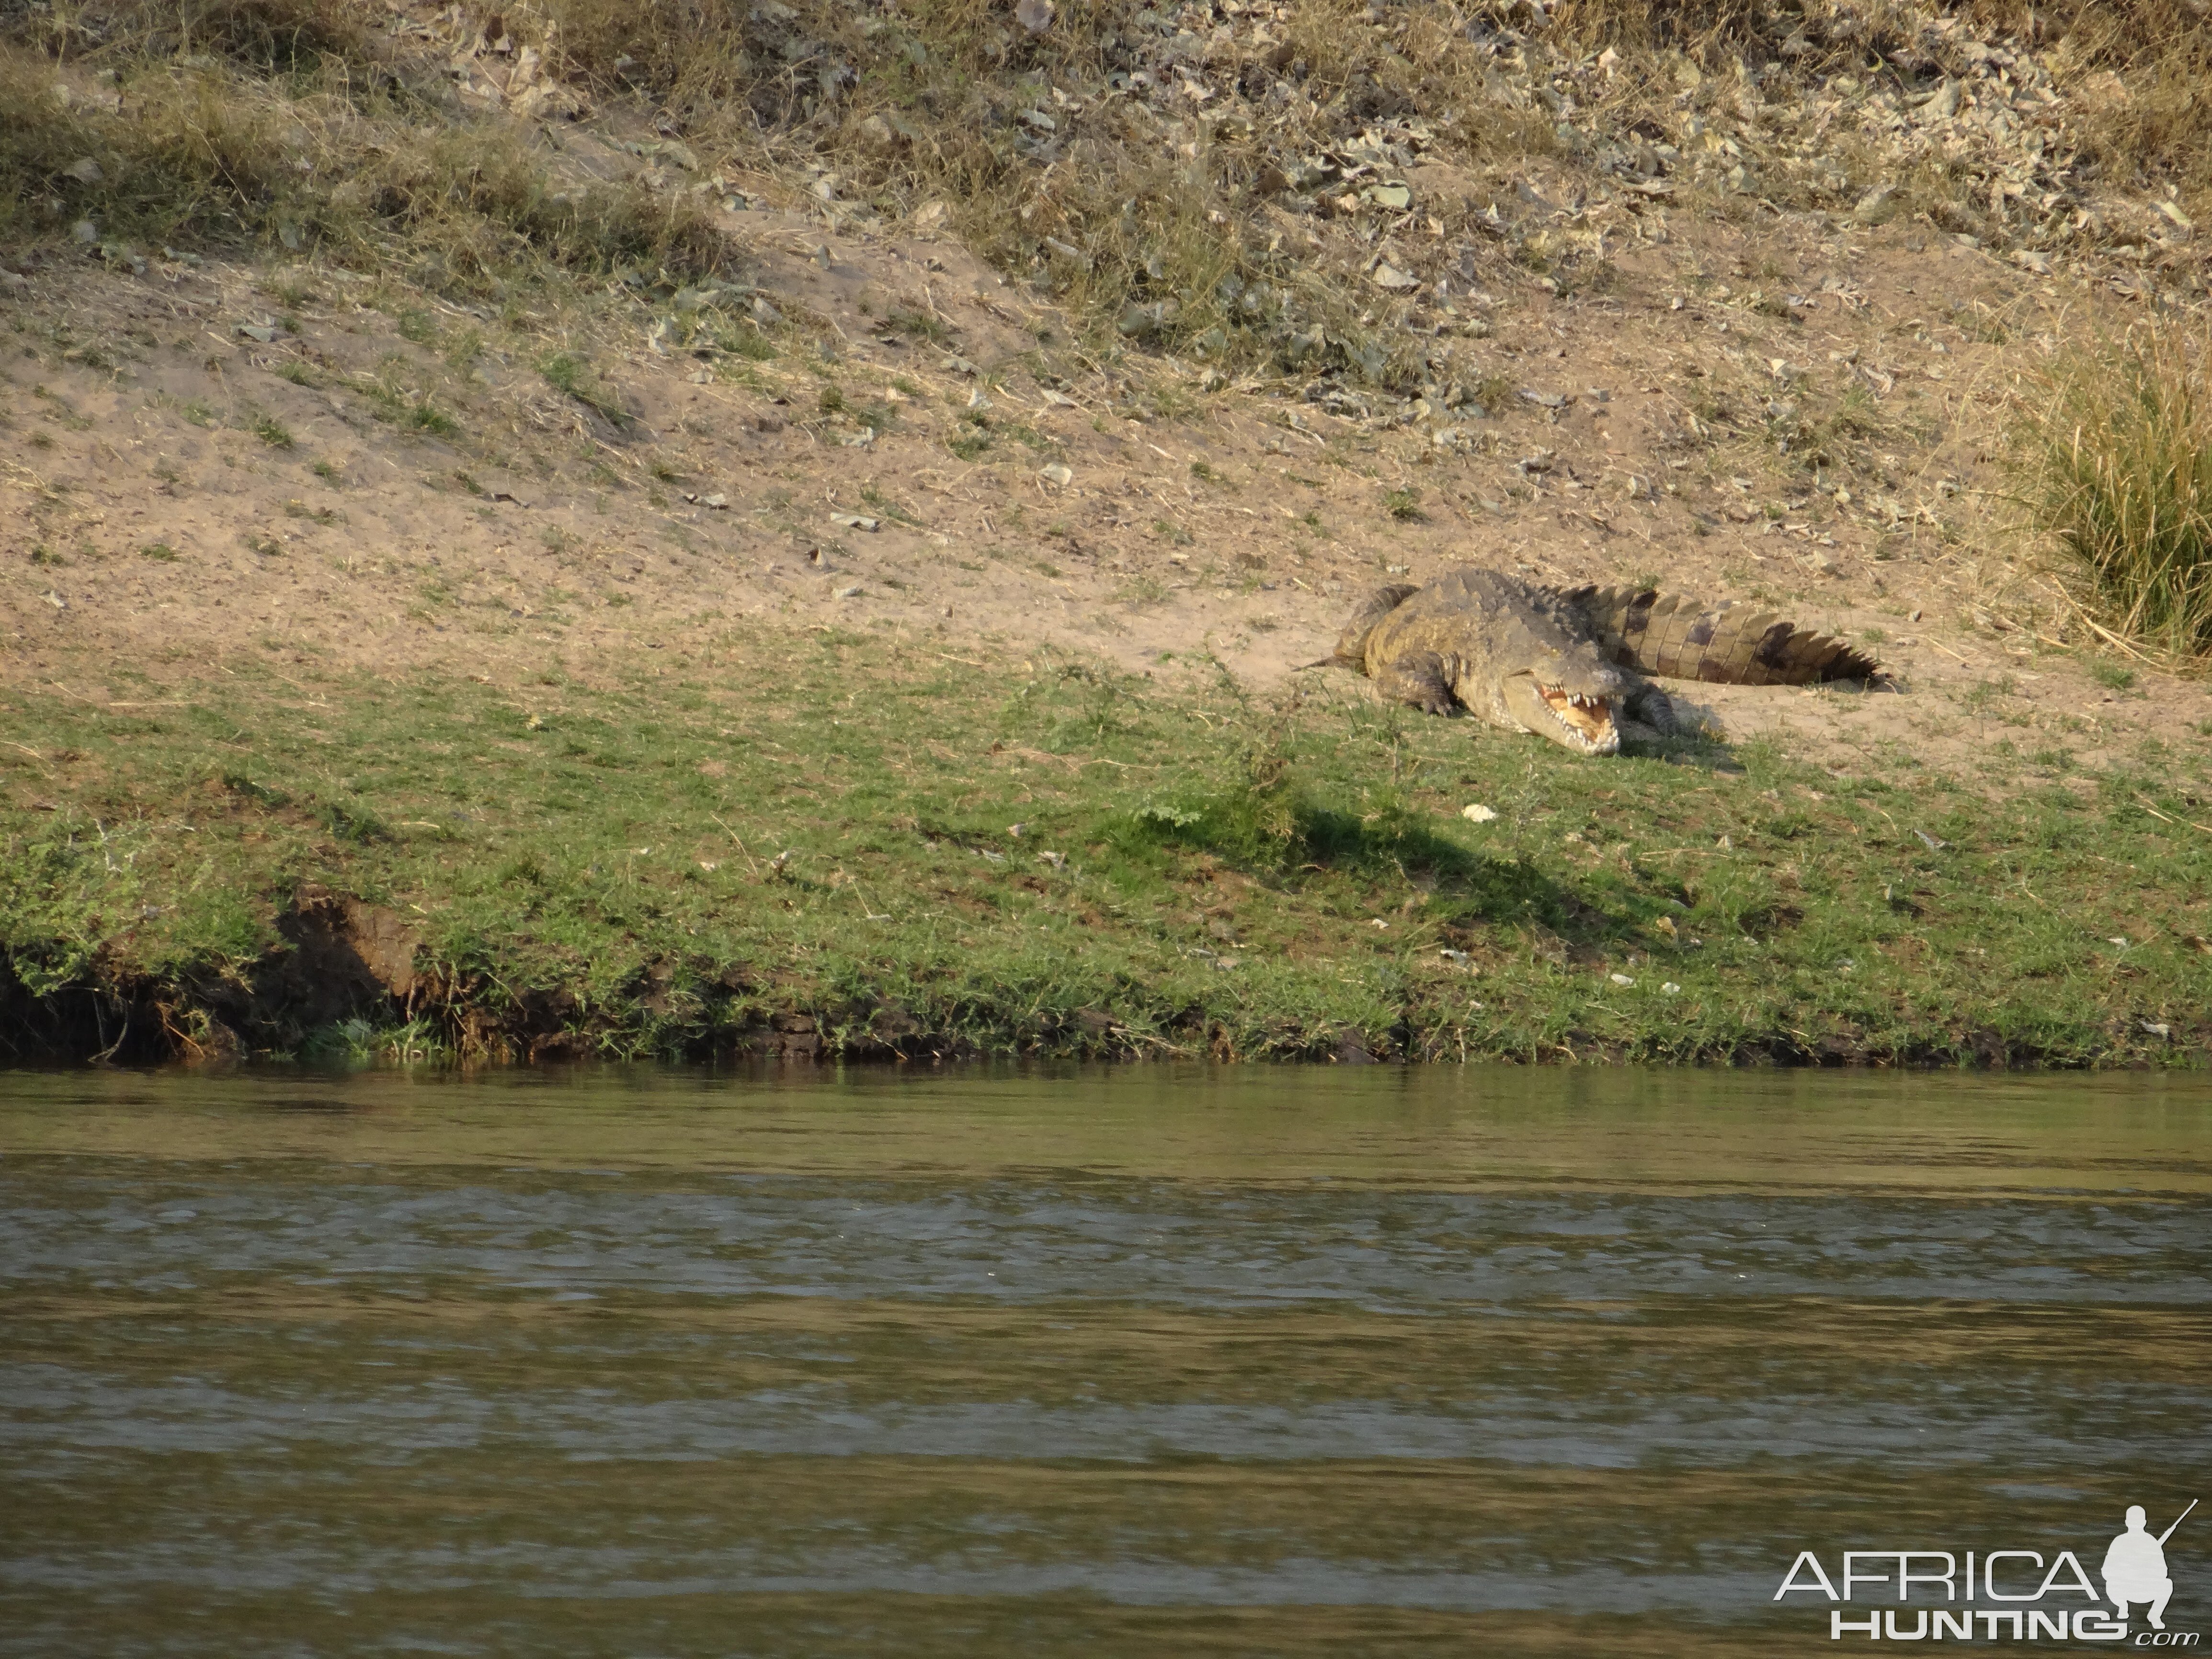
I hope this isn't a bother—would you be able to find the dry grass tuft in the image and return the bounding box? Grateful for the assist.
[2015,318,2212,666]
[0,5,735,298]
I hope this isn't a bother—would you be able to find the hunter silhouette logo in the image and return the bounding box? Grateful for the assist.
[1775,1497,2199,1643]
[2107,1500,2194,1632]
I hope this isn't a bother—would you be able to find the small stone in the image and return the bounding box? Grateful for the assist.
[1461,803,1497,823]
[1661,982,1681,995]
[829,512,878,531]
[1038,463,1072,488]
[64,156,103,184]
[2141,1021,2171,1039]
[1852,184,1900,227]
[72,218,99,244]
[1015,0,1054,33]
[701,493,730,510]
[1609,973,1636,987]
[833,584,861,599]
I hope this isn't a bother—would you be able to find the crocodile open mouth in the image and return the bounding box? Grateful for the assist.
[1539,684,1619,750]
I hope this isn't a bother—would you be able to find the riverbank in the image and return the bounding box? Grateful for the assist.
[7,0,2211,1066]
[3,634,2205,1066]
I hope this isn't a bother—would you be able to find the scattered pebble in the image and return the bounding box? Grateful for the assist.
[1462,803,1497,823]
[2141,1021,2171,1038]
[1610,973,1636,987]
[832,584,860,599]
[1661,982,1681,995]
[829,512,878,531]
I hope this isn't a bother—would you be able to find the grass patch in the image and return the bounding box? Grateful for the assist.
[538,352,629,429]
[1,644,2207,1065]
[2013,320,2212,664]
[0,11,737,304]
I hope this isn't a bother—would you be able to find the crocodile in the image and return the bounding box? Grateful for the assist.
[1326,567,1883,755]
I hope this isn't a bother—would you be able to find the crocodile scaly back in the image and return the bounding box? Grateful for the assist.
[1556,585,1883,686]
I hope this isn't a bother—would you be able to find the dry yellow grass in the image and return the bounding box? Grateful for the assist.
[2015,317,2212,666]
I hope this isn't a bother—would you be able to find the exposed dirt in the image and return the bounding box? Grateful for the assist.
[6,182,2207,780]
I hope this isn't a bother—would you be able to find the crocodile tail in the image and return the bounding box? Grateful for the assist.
[1558,585,1884,686]
[1332,583,1422,670]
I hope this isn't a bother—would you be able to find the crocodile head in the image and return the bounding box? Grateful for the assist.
[1496,649,1630,755]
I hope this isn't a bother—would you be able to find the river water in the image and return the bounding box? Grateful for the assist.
[2,1066,2207,1656]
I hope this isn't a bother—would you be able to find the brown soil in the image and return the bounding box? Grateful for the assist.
[7,186,2206,778]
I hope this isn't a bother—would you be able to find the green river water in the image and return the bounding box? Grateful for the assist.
[1,1065,2207,1655]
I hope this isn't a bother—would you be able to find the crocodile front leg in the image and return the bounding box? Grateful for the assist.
[1371,653,1458,716]
[1624,682,1677,734]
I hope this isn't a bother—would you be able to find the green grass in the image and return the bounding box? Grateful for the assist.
[2015,320,2212,664]
[538,353,628,429]
[1384,487,1426,522]
[2,642,2207,1065]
